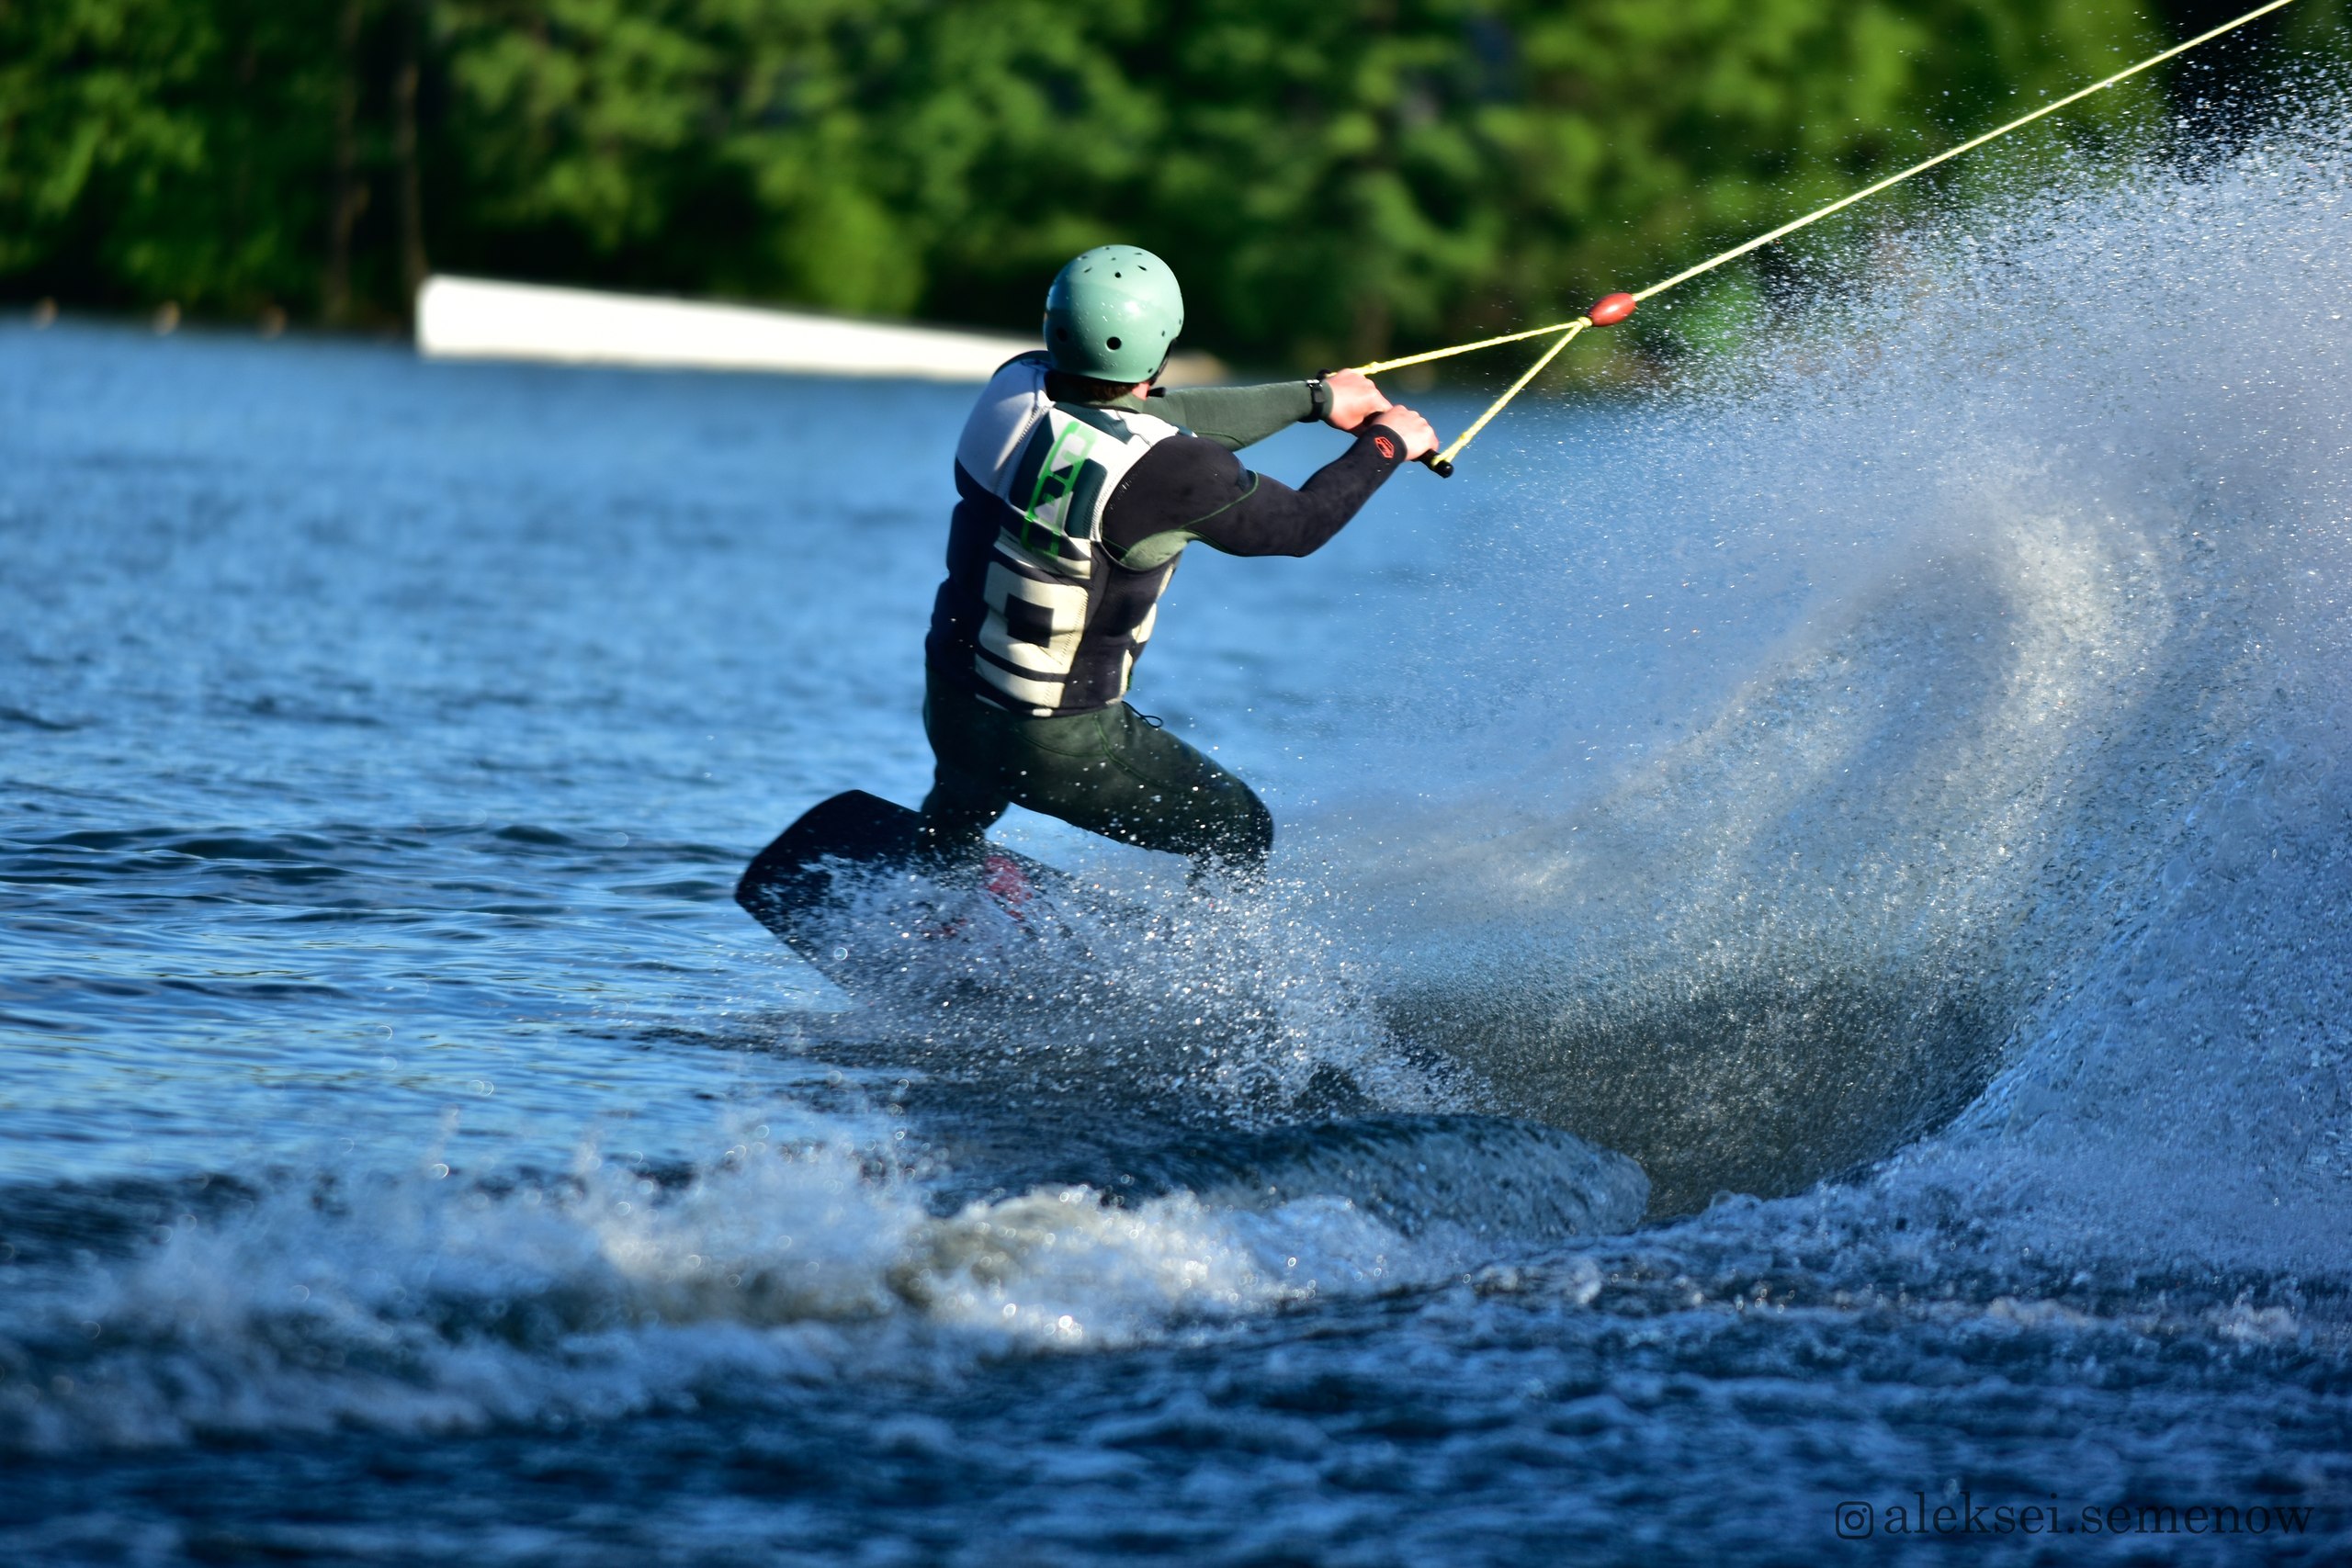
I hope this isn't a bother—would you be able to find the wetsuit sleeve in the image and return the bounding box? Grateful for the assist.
[1099,423,1408,570]
[1146,381,1317,451]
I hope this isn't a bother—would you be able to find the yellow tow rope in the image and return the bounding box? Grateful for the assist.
[1360,0,2302,475]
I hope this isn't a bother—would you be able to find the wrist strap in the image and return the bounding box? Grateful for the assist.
[1305,376,1332,423]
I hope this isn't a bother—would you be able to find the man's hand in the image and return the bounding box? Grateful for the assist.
[1321,369,1392,431]
[1369,405,1439,461]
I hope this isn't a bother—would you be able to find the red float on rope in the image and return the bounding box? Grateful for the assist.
[1588,292,1637,327]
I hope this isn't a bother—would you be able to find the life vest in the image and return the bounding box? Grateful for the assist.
[925,353,1188,716]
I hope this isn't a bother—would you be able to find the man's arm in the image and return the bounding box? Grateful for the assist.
[1147,367,1397,451]
[1101,418,1432,570]
[1146,382,1317,451]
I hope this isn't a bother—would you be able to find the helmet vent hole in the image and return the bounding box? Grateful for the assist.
[1105,336,1123,351]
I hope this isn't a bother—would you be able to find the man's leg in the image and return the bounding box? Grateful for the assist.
[918,680,1012,861]
[1003,703,1273,873]
[917,763,1010,853]
[922,669,1272,873]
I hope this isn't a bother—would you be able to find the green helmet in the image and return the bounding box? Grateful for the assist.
[1043,245,1183,382]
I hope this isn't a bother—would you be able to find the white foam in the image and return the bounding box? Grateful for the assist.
[0,1106,1544,1453]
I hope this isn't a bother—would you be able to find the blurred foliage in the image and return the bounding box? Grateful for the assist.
[2,0,2343,366]
[0,1,338,305]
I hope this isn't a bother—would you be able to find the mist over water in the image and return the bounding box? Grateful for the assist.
[4,99,2349,1565]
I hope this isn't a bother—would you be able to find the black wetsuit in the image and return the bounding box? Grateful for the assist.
[922,366,1407,870]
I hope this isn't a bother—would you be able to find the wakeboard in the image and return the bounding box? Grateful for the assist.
[736,793,1408,1117]
[735,790,1115,1005]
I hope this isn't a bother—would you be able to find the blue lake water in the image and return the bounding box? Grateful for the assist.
[5,126,2351,1565]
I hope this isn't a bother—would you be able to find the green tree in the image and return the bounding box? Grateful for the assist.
[0,0,341,312]
[5,0,2343,363]
[431,0,1160,318]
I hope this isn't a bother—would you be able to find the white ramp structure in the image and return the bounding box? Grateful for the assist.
[415,275,1222,384]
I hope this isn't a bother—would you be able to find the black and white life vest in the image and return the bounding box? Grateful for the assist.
[925,353,1188,716]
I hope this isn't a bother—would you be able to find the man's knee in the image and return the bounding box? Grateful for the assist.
[1223,788,1275,868]
[1185,779,1272,873]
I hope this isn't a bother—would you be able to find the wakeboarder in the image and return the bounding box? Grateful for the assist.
[916,244,1439,875]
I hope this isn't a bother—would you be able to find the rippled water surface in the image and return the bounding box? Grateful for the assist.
[7,120,2352,1566]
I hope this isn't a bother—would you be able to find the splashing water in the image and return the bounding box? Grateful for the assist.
[1317,105,2352,1250]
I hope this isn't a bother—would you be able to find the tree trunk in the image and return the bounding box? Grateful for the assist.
[323,0,365,323]
[395,0,429,309]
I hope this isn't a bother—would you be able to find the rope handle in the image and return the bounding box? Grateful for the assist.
[1317,367,1461,476]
